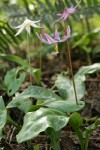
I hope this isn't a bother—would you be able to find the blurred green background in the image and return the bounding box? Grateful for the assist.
[0,0,100,70]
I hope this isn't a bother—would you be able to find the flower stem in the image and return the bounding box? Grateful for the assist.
[39,44,42,73]
[56,1,78,105]
[84,132,90,150]
[75,129,84,150]
[27,33,32,85]
[66,41,78,105]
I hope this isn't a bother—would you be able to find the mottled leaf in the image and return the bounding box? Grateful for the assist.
[55,75,85,101]
[17,107,69,143]
[4,67,26,96]
[6,86,62,109]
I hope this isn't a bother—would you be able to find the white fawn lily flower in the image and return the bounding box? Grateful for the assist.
[15,18,41,36]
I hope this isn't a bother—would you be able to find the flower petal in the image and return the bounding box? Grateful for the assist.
[44,33,57,44]
[31,20,41,23]
[14,24,23,29]
[15,25,25,36]
[55,29,60,40]
[59,26,70,42]
[36,33,48,44]
[63,10,69,20]
[56,9,69,22]
[67,7,76,13]
[68,0,81,13]
[26,26,31,36]
[31,23,41,28]
[56,0,81,22]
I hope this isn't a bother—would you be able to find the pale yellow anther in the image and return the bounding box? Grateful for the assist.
[54,44,59,53]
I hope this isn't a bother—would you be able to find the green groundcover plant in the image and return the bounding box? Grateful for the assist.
[0,1,100,150]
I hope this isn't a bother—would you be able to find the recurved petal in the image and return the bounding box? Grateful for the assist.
[36,33,47,44]
[26,26,31,36]
[14,23,24,29]
[31,23,41,28]
[44,33,57,44]
[56,9,68,22]
[15,25,25,36]
[63,10,69,20]
[55,29,60,40]
[67,7,76,13]
[67,0,81,13]
[59,26,71,42]
[31,20,41,23]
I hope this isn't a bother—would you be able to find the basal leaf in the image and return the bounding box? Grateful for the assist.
[55,75,85,101]
[26,66,41,84]
[86,119,100,133]
[69,112,83,130]
[42,100,85,112]
[4,67,26,96]
[17,107,69,143]
[75,63,100,76]
[6,86,62,109]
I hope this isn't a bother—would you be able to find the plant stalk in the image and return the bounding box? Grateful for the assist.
[84,132,90,150]
[27,33,32,85]
[66,41,78,105]
[56,1,78,105]
[75,129,84,150]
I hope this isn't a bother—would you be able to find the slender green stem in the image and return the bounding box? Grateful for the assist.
[87,53,92,65]
[75,129,84,150]
[84,132,90,150]
[39,44,42,73]
[27,33,32,85]
[66,41,78,105]
[56,1,78,105]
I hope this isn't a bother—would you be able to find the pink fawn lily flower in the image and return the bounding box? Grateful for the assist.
[56,0,81,22]
[36,26,71,53]
[15,18,41,36]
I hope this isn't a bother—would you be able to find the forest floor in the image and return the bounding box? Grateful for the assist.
[0,51,100,150]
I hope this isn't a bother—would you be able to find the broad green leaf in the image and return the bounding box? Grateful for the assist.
[86,119,100,133]
[75,63,100,77]
[6,86,62,109]
[4,67,26,96]
[46,128,61,150]
[84,119,100,150]
[0,54,41,84]
[55,75,85,101]
[69,112,83,130]
[17,98,32,113]
[16,107,69,143]
[7,93,32,113]
[0,96,7,140]
[26,66,41,84]
[28,105,44,112]
[42,100,85,112]
[0,54,28,66]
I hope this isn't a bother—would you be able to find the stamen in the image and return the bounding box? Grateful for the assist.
[54,44,59,53]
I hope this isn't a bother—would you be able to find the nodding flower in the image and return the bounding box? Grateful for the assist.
[56,1,81,22]
[15,18,42,36]
[36,26,71,53]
